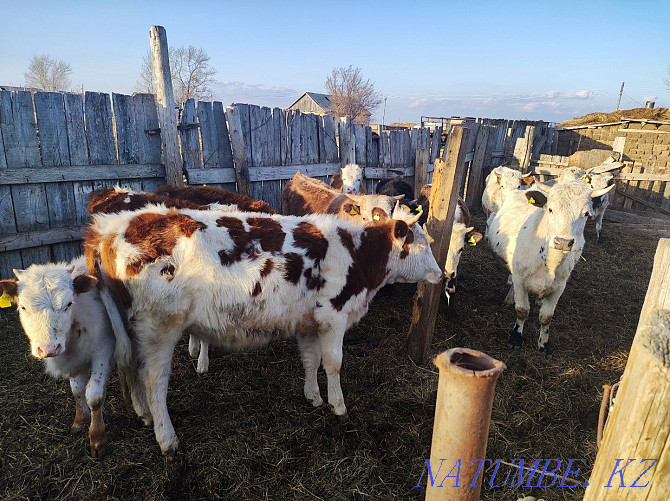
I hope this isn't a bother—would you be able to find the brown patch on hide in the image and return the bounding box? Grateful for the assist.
[337,228,355,254]
[330,222,394,311]
[284,253,304,284]
[293,222,328,263]
[260,259,274,278]
[330,172,343,191]
[282,171,339,216]
[0,279,18,297]
[84,229,133,309]
[251,282,262,297]
[124,211,207,276]
[156,185,277,214]
[247,218,285,253]
[400,229,414,259]
[304,268,326,291]
[88,188,188,214]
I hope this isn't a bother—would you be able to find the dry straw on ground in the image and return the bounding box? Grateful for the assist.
[0,213,657,500]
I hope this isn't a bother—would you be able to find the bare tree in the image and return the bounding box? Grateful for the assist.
[665,65,670,90]
[325,66,383,124]
[136,46,216,105]
[24,55,72,91]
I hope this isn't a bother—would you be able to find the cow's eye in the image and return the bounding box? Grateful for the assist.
[548,208,553,213]
[584,212,591,218]
[20,306,26,311]
[64,302,73,311]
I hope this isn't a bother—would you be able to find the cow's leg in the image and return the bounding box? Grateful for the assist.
[85,357,112,458]
[69,373,90,431]
[537,284,565,359]
[188,334,199,358]
[137,321,182,456]
[595,210,605,243]
[508,286,530,350]
[444,274,457,318]
[318,325,347,416]
[297,333,323,407]
[502,274,514,306]
[196,340,209,374]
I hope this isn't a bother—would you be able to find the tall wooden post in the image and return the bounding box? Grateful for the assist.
[149,25,183,186]
[464,121,491,210]
[584,239,670,499]
[226,106,251,196]
[414,141,429,198]
[406,126,471,364]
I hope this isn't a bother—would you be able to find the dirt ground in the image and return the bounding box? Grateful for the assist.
[0,212,659,500]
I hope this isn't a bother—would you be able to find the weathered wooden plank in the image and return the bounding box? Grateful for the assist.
[414,128,430,197]
[365,167,415,179]
[1,164,166,184]
[380,131,391,168]
[339,117,355,166]
[85,92,116,165]
[198,100,220,169]
[112,93,139,164]
[289,110,301,165]
[180,99,202,171]
[34,92,79,262]
[322,115,339,164]
[275,108,289,166]
[133,93,162,165]
[1,91,51,267]
[0,226,86,252]
[316,113,327,164]
[150,25,182,186]
[64,93,93,227]
[246,163,341,182]
[226,105,251,196]
[214,101,234,169]
[263,179,282,211]
[366,127,379,168]
[430,127,442,164]
[465,123,492,209]
[406,126,471,364]
[249,105,264,167]
[354,123,366,165]
[185,168,238,185]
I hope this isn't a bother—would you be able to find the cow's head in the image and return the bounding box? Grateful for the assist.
[346,193,404,224]
[525,181,616,252]
[584,169,615,192]
[495,168,535,191]
[0,264,97,359]
[444,223,483,296]
[387,203,442,284]
[340,164,364,194]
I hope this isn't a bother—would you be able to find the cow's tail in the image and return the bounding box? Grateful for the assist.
[99,284,136,412]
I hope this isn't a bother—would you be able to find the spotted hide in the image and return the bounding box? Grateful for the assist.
[85,206,441,455]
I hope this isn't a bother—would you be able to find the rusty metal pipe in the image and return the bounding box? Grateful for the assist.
[426,348,506,501]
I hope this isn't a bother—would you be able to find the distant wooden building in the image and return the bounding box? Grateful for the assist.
[288,92,332,115]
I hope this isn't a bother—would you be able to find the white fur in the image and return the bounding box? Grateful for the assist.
[482,166,534,215]
[486,181,611,355]
[91,207,442,454]
[340,164,365,194]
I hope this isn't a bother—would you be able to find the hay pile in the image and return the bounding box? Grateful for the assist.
[0,214,658,500]
[560,107,670,128]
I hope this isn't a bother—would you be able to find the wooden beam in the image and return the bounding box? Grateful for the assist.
[0,226,85,252]
[464,123,491,209]
[585,239,670,499]
[604,209,670,226]
[226,105,251,196]
[149,25,183,187]
[616,128,670,134]
[185,168,237,185]
[0,164,165,185]
[364,167,415,179]
[406,126,471,364]
[414,144,428,198]
[615,173,670,182]
[617,190,670,216]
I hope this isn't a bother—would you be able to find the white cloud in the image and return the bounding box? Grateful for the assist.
[565,90,596,99]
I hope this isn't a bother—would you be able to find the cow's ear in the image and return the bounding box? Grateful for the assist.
[495,172,502,184]
[467,231,483,246]
[371,207,388,222]
[522,173,535,185]
[0,279,18,307]
[393,220,409,240]
[342,202,361,216]
[73,274,98,294]
[525,190,548,208]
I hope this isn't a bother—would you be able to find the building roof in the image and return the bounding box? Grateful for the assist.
[288,92,332,112]
[561,118,670,130]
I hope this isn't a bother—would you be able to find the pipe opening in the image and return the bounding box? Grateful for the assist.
[450,352,496,372]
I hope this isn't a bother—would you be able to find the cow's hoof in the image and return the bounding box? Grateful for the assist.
[337,413,350,425]
[162,445,178,459]
[508,329,523,350]
[141,415,153,427]
[71,422,85,434]
[331,403,347,416]
[539,342,553,359]
[89,439,107,459]
[308,395,324,408]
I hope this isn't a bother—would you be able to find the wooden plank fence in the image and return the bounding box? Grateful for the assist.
[0,90,165,278]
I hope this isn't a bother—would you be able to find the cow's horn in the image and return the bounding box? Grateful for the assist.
[407,210,423,226]
[591,184,616,198]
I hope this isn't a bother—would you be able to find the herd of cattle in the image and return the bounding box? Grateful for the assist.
[0,161,616,457]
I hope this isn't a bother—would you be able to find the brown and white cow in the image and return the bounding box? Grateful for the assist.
[486,181,615,357]
[282,171,402,223]
[85,204,442,455]
[0,257,132,457]
[88,184,278,374]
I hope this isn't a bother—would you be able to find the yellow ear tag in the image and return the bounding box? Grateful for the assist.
[416,205,422,212]
[528,197,536,205]
[373,213,380,221]
[0,290,13,308]
[467,235,477,246]
[584,176,591,184]
[349,207,358,215]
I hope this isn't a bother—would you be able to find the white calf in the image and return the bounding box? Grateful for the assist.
[486,181,615,357]
[482,166,535,214]
[330,163,366,194]
[0,257,131,457]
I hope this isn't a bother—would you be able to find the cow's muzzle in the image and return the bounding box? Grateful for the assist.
[36,343,62,358]
[553,236,575,252]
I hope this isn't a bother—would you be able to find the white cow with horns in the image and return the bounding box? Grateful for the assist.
[482,166,535,215]
[85,203,442,455]
[0,257,132,457]
[486,180,615,357]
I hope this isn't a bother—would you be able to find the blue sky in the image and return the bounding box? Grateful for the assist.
[1,0,668,124]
